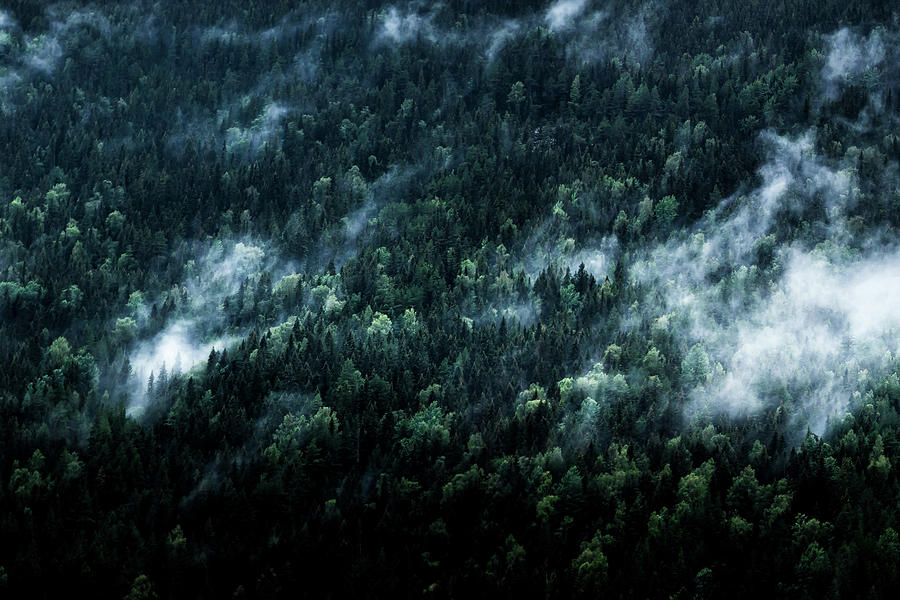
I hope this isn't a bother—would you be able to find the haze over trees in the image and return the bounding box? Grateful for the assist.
[1,0,900,597]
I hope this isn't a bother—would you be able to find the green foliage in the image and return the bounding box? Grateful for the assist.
[366,311,393,337]
[397,401,451,460]
[0,1,898,598]
[123,575,158,600]
[681,343,711,388]
[654,195,679,231]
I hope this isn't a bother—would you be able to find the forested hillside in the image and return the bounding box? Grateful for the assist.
[1,1,899,597]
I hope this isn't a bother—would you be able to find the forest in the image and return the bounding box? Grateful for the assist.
[1,0,900,597]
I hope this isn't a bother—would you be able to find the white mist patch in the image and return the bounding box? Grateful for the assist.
[689,248,900,434]
[125,240,271,412]
[789,252,900,349]
[129,321,235,399]
[623,6,651,57]
[26,7,113,72]
[679,130,852,270]
[0,71,22,104]
[168,12,337,160]
[0,5,146,114]
[195,11,340,48]
[341,200,376,250]
[374,4,524,63]
[624,127,897,438]
[0,10,16,30]
[520,226,619,283]
[495,303,539,325]
[379,5,436,44]
[468,301,540,329]
[821,28,888,101]
[186,240,267,301]
[198,23,249,45]
[369,2,656,67]
[570,238,619,280]
[25,36,63,72]
[540,1,656,65]
[224,102,290,158]
[170,96,299,161]
[325,163,426,269]
[545,0,589,31]
[485,20,520,62]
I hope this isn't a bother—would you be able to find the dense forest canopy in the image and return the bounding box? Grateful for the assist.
[1,0,899,597]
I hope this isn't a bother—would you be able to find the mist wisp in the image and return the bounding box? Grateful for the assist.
[125,240,273,414]
[551,26,900,442]
[545,0,590,31]
[378,4,438,45]
[821,28,897,103]
[372,1,657,66]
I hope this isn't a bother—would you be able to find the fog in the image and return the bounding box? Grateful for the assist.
[194,9,340,49]
[122,151,441,413]
[374,2,516,62]
[0,3,168,119]
[223,102,291,159]
[319,163,425,270]
[125,174,413,411]
[129,321,236,399]
[0,10,14,30]
[0,3,335,158]
[519,194,621,282]
[378,4,438,45]
[543,1,657,65]
[694,248,900,434]
[0,2,661,152]
[126,240,272,414]
[543,26,900,442]
[622,122,900,439]
[0,6,111,113]
[166,10,341,160]
[372,1,657,65]
[545,0,590,31]
[8,4,893,444]
[821,28,894,103]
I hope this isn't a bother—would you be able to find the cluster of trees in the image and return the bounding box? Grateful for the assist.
[1,0,899,597]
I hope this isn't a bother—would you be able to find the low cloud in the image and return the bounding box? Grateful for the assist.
[373,1,658,66]
[0,4,146,115]
[625,124,897,439]
[378,5,438,45]
[301,163,427,271]
[168,13,334,160]
[821,28,893,102]
[485,20,521,62]
[545,0,590,32]
[223,102,290,159]
[129,320,235,395]
[549,2,657,66]
[125,240,272,413]
[194,10,340,48]
[0,10,15,30]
